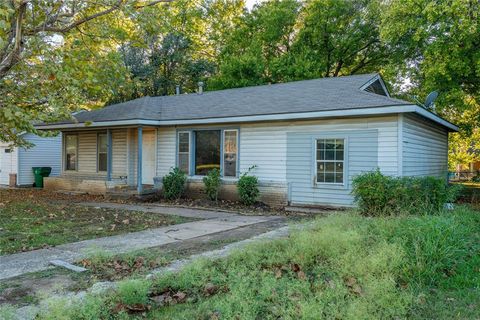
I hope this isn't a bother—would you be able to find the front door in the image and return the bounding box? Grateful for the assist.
[141,130,156,185]
[0,147,14,185]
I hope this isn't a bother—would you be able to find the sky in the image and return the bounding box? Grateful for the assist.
[246,0,263,10]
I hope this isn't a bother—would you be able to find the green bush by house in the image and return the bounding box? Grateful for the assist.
[237,167,260,206]
[203,168,221,201]
[162,167,187,200]
[352,170,463,216]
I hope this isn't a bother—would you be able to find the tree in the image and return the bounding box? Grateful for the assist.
[381,0,480,168]
[0,0,171,145]
[209,0,389,90]
[289,0,389,78]
[209,0,300,89]
[109,0,243,100]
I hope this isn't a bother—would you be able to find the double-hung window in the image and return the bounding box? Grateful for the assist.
[65,134,78,171]
[97,133,107,172]
[223,130,238,177]
[316,138,345,184]
[176,129,239,177]
[178,131,190,174]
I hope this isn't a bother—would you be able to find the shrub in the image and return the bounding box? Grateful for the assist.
[162,167,187,200]
[203,168,222,201]
[352,169,461,216]
[237,166,259,206]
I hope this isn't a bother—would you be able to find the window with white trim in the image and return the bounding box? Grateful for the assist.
[223,130,238,177]
[316,138,344,184]
[177,131,190,174]
[97,133,107,172]
[65,134,78,171]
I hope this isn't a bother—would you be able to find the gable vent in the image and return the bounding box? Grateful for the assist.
[364,79,387,96]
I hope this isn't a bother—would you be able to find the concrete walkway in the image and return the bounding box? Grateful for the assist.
[0,205,281,280]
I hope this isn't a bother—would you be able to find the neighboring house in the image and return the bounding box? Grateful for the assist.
[0,133,62,187]
[35,74,458,207]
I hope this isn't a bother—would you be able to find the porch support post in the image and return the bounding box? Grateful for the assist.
[106,129,112,181]
[137,126,143,193]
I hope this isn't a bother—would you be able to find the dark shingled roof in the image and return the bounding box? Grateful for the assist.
[64,73,411,124]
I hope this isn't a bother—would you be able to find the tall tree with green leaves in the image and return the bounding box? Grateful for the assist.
[381,0,480,169]
[0,0,171,145]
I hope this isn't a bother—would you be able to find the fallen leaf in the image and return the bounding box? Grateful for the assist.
[173,291,187,303]
[204,283,218,296]
[274,269,282,279]
[297,271,307,280]
[122,219,130,225]
[291,263,301,272]
[344,277,357,287]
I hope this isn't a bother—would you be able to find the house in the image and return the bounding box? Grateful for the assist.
[0,133,62,187]
[35,74,458,207]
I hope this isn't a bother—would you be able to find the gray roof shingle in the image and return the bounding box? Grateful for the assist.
[63,73,411,124]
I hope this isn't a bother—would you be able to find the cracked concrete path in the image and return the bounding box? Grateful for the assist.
[0,206,282,280]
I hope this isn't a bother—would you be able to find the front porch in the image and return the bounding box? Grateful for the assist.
[43,126,159,195]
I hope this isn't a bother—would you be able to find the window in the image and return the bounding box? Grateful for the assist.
[178,132,190,174]
[316,138,344,184]
[97,133,107,172]
[195,130,221,175]
[4,149,11,153]
[65,134,78,171]
[223,130,238,177]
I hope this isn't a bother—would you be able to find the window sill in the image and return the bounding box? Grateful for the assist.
[313,182,348,190]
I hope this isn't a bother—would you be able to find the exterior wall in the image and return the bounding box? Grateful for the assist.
[17,134,62,186]
[239,116,399,182]
[286,129,378,207]
[156,115,398,206]
[0,143,17,185]
[401,114,449,178]
[62,129,128,181]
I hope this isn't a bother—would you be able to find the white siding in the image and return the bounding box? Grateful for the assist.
[402,113,448,177]
[0,144,18,185]
[287,129,378,206]
[112,129,127,176]
[239,116,399,182]
[17,134,62,186]
[64,129,128,179]
[157,127,176,177]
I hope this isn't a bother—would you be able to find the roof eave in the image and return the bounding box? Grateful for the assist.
[35,104,458,132]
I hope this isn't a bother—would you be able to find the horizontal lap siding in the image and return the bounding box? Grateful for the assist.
[157,127,176,177]
[78,132,97,173]
[239,116,398,183]
[287,130,378,206]
[112,129,127,177]
[17,134,62,185]
[403,114,448,177]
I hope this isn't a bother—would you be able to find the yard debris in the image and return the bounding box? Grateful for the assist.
[204,283,219,296]
[49,259,88,273]
[344,276,363,296]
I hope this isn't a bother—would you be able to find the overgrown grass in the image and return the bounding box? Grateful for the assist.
[0,189,194,255]
[12,206,480,319]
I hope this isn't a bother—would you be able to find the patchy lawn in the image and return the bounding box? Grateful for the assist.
[0,189,194,255]
[19,206,480,320]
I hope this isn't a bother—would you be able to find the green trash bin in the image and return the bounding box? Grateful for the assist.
[32,167,52,188]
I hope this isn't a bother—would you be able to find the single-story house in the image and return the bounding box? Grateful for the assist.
[35,73,458,207]
[0,133,62,187]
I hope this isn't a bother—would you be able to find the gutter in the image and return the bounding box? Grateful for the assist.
[35,104,459,132]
